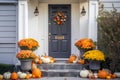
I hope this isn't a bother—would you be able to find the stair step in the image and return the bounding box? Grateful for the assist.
[42,69,80,77]
[37,63,89,70]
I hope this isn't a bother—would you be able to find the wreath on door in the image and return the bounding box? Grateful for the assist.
[53,12,67,25]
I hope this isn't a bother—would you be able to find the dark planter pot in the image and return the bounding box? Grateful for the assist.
[89,60,101,72]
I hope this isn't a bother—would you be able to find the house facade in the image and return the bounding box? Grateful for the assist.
[0,0,119,64]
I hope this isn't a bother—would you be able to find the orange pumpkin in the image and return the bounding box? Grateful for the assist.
[68,55,77,63]
[78,59,85,64]
[32,68,42,78]
[98,69,108,78]
[111,74,117,78]
[11,72,18,80]
[38,59,43,64]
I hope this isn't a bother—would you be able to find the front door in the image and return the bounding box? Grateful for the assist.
[49,5,71,58]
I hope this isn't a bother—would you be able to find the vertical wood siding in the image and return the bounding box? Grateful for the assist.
[0,3,17,64]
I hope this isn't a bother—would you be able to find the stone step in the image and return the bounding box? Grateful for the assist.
[37,63,89,70]
[41,69,80,77]
[37,58,89,77]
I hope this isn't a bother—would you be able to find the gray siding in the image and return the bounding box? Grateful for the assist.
[99,0,120,12]
[0,3,17,64]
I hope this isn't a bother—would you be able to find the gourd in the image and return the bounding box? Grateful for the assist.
[26,73,32,79]
[80,69,89,78]
[11,72,18,80]
[32,68,42,78]
[0,74,3,80]
[3,72,11,79]
[78,59,85,64]
[41,56,51,63]
[98,69,108,78]
[19,72,27,79]
[68,55,77,63]
[111,74,117,78]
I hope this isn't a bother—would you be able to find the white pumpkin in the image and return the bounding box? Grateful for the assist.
[3,72,11,79]
[17,71,22,76]
[41,57,51,63]
[19,73,27,79]
[115,72,120,77]
[80,69,89,78]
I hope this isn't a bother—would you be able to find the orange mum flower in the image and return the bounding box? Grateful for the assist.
[75,38,96,50]
[18,38,39,51]
[16,50,37,59]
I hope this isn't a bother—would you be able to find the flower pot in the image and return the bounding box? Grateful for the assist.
[19,59,33,71]
[89,60,100,72]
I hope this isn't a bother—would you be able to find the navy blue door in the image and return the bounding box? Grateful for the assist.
[49,5,71,58]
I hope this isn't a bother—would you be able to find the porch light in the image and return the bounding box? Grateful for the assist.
[81,6,86,16]
[34,6,39,16]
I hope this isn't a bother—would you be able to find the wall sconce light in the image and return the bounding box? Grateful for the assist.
[81,6,86,16]
[34,6,39,16]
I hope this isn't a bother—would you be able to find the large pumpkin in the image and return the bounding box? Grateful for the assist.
[68,55,77,63]
[32,68,42,78]
[98,69,108,78]
[11,72,18,80]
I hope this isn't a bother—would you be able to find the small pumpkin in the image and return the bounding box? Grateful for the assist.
[80,69,89,78]
[11,72,18,80]
[98,69,108,78]
[0,74,3,80]
[3,72,11,79]
[37,59,43,64]
[32,68,42,78]
[26,73,32,79]
[78,59,85,64]
[19,72,27,79]
[68,55,77,63]
[111,74,117,78]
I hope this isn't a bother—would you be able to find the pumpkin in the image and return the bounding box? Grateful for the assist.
[0,74,3,80]
[41,56,51,63]
[11,72,18,80]
[78,59,85,64]
[68,55,77,63]
[106,75,111,79]
[19,72,27,79]
[98,69,108,78]
[26,73,32,79]
[32,68,42,78]
[3,72,11,79]
[32,62,37,70]
[38,59,43,64]
[80,69,89,78]
[111,74,117,78]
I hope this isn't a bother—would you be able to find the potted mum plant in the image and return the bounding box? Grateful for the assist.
[18,38,39,51]
[75,38,96,57]
[83,50,105,72]
[16,50,37,71]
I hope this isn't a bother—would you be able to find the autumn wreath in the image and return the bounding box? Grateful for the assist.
[53,12,67,25]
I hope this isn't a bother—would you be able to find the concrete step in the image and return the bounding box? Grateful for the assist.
[41,69,80,77]
[37,58,89,77]
[37,63,88,70]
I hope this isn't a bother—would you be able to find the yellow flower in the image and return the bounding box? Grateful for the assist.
[83,50,105,61]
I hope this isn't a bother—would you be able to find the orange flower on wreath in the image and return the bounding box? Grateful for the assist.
[53,12,67,25]
[18,38,39,51]
[75,38,96,50]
